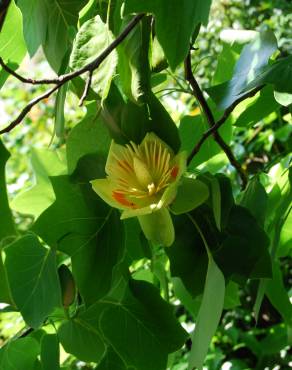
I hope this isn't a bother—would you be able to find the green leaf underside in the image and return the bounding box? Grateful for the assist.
[207,30,278,109]
[0,337,40,370]
[33,176,124,304]
[124,0,212,70]
[70,15,117,101]
[4,234,62,328]
[188,256,225,370]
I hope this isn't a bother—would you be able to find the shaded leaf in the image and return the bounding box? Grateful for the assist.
[33,176,124,304]
[188,256,225,370]
[0,337,40,370]
[4,234,62,328]
[40,334,60,370]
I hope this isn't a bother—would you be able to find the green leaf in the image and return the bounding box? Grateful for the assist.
[15,0,46,56]
[0,140,16,304]
[188,255,225,370]
[266,261,292,327]
[244,55,292,95]
[0,141,15,243]
[0,337,40,370]
[3,234,62,328]
[66,105,111,175]
[235,85,279,127]
[214,205,272,282]
[95,347,127,370]
[124,0,212,70]
[179,114,232,168]
[10,148,67,219]
[207,30,278,109]
[54,82,68,138]
[212,43,239,85]
[0,0,27,89]
[240,176,268,227]
[58,317,106,363]
[170,177,209,215]
[70,15,117,101]
[99,280,187,370]
[40,334,60,370]
[33,176,125,304]
[166,214,208,297]
[117,16,151,102]
[147,91,181,153]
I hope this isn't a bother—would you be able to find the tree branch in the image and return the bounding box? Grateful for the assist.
[188,85,264,162]
[79,70,93,106]
[0,13,145,134]
[184,51,248,189]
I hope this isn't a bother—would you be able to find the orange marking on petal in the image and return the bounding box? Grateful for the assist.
[112,191,137,208]
[171,166,179,179]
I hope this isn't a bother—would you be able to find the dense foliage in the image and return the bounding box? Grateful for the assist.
[0,1,291,369]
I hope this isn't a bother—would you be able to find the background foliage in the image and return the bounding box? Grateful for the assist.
[0,0,291,369]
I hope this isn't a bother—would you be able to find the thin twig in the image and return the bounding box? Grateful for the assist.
[184,51,248,189]
[0,13,145,134]
[188,85,264,162]
[0,57,58,84]
[78,70,93,106]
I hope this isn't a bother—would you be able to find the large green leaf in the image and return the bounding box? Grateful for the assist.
[124,0,212,70]
[59,280,187,368]
[66,104,111,175]
[170,177,209,215]
[0,140,16,304]
[40,334,60,370]
[244,55,292,95]
[15,0,46,56]
[214,205,272,282]
[207,30,278,109]
[95,347,127,370]
[179,114,232,168]
[235,85,279,127]
[10,148,67,219]
[240,176,268,227]
[18,0,86,71]
[0,337,40,370]
[70,15,117,101]
[166,214,208,297]
[33,176,125,304]
[4,234,62,328]
[58,317,106,363]
[188,256,225,370]
[0,0,27,89]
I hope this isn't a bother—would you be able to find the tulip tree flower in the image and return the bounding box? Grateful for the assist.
[91,132,187,246]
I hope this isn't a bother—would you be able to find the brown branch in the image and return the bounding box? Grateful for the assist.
[0,57,58,84]
[0,13,145,134]
[188,85,264,162]
[78,70,93,106]
[184,51,248,189]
